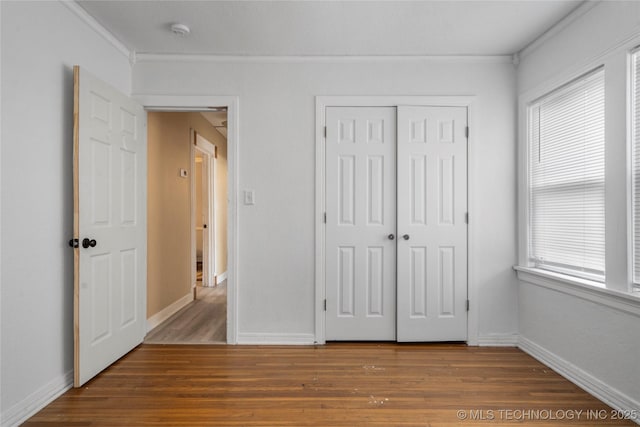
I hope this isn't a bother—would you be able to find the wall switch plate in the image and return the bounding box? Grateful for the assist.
[180,169,188,178]
[244,190,255,205]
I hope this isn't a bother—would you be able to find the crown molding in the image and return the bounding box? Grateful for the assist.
[60,0,131,59]
[134,53,513,64]
[518,0,601,60]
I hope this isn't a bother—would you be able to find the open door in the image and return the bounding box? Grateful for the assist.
[194,132,216,287]
[72,66,147,387]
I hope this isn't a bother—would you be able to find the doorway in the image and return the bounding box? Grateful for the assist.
[315,96,478,344]
[144,109,229,344]
[194,132,216,289]
[72,77,239,385]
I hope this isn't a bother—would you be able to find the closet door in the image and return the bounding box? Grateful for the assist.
[325,107,397,340]
[396,106,468,342]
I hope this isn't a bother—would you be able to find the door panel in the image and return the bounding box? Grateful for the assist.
[195,133,216,286]
[74,66,147,386]
[325,107,396,340]
[397,106,467,342]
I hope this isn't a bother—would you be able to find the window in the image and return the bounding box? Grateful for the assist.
[632,48,640,288]
[528,68,605,281]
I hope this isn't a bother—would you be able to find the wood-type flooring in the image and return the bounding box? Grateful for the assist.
[24,343,637,426]
[145,282,226,344]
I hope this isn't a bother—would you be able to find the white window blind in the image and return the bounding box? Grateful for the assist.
[528,68,605,280]
[632,49,640,286]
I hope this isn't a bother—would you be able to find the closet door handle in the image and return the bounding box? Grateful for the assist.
[402,234,410,241]
[388,234,395,240]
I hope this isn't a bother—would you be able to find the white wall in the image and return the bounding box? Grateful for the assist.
[518,2,640,95]
[0,1,131,424]
[516,0,640,413]
[519,281,640,406]
[133,57,518,342]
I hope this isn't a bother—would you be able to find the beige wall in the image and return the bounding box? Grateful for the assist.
[147,112,228,318]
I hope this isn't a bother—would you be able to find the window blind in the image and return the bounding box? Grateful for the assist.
[529,68,605,280]
[632,49,640,286]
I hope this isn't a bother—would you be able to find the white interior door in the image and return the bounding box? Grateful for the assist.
[396,106,468,341]
[325,107,397,340]
[324,104,468,342]
[195,133,216,286]
[73,66,147,386]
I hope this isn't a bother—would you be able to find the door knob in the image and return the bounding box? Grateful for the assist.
[403,234,410,240]
[82,238,97,249]
[388,234,395,240]
[68,238,79,248]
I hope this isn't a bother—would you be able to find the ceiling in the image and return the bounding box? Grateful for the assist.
[77,0,584,57]
[201,111,228,138]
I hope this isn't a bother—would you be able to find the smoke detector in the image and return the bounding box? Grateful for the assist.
[170,23,191,37]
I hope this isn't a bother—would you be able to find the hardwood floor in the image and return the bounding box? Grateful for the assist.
[145,282,226,344]
[25,343,636,426]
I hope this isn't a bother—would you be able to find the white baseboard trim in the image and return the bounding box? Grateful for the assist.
[1,370,73,427]
[476,333,519,347]
[146,292,193,333]
[519,336,640,424]
[236,332,316,345]
[217,271,228,283]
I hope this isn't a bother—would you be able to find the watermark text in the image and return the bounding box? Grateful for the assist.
[456,409,638,422]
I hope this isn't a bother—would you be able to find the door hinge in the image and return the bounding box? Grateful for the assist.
[465,126,469,138]
[465,212,469,224]
[324,212,327,223]
[324,126,327,138]
[324,299,327,311]
[466,300,470,311]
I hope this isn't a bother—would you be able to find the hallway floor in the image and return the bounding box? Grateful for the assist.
[145,281,226,344]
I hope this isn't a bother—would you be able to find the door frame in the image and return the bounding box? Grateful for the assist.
[191,131,217,288]
[137,95,239,344]
[314,95,478,345]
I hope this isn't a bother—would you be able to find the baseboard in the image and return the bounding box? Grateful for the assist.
[236,332,316,345]
[519,336,640,424]
[476,333,519,347]
[1,370,73,427]
[217,271,228,283]
[146,292,193,333]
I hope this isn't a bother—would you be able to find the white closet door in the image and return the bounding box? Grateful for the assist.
[74,66,147,386]
[396,106,468,342]
[325,107,397,340]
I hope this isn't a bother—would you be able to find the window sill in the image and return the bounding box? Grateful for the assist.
[514,266,640,318]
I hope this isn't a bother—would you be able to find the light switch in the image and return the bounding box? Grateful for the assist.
[244,190,255,205]
[180,169,188,178]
